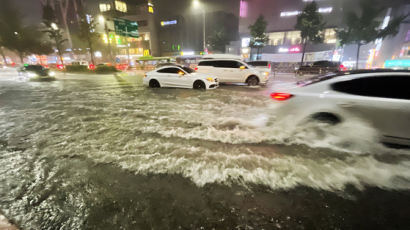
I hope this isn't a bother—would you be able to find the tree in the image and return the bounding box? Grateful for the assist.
[31,41,54,65]
[78,14,99,65]
[249,15,269,60]
[207,27,230,53]
[295,1,325,66]
[0,1,45,63]
[336,0,408,69]
[42,4,67,65]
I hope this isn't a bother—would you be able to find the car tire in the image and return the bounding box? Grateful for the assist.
[149,79,161,88]
[193,80,206,90]
[246,76,259,86]
[310,112,341,125]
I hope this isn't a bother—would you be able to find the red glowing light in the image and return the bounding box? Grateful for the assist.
[270,92,293,101]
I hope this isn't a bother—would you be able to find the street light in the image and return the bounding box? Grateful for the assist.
[98,15,113,63]
[51,23,59,31]
[192,0,206,53]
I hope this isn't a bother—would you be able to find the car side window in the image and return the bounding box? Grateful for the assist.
[215,61,239,68]
[157,67,181,74]
[198,61,215,67]
[331,76,410,100]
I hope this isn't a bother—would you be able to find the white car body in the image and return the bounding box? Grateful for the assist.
[270,71,410,146]
[196,59,270,85]
[143,66,219,90]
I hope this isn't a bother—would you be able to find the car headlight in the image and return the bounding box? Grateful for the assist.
[263,72,269,76]
[28,72,38,77]
[206,77,214,82]
[49,71,55,76]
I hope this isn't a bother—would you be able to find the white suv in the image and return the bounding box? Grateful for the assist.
[196,59,269,86]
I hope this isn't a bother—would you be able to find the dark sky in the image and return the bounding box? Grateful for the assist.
[14,0,43,24]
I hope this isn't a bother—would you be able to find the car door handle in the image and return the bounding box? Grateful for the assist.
[337,102,355,108]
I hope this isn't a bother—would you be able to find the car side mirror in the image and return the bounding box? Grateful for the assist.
[239,66,246,70]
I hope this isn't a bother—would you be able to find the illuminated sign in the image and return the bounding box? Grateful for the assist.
[280,7,333,17]
[241,37,250,47]
[384,59,410,68]
[280,11,301,17]
[161,20,177,26]
[278,46,301,53]
[239,0,248,18]
[318,7,333,13]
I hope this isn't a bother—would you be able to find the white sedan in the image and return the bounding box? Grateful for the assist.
[270,70,410,146]
[143,66,218,90]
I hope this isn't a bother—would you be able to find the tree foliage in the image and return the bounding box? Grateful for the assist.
[42,4,67,65]
[336,0,408,69]
[249,15,269,48]
[0,0,52,63]
[207,27,230,53]
[78,13,100,64]
[295,1,325,44]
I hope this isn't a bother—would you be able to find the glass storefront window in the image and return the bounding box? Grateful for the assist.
[268,32,285,46]
[285,31,301,45]
[324,28,336,44]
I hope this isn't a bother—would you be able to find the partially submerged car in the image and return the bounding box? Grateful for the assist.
[17,65,56,80]
[143,66,218,90]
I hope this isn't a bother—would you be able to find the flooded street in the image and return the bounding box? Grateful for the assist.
[1,69,410,229]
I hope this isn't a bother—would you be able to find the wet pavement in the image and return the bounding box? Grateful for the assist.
[0,69,410,229]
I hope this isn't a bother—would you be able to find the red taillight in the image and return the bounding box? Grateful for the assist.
[268,63,271,69]
[270,92,293,101]
[194,67,198,71]
[88,64,95,70]
[339,64,347,71]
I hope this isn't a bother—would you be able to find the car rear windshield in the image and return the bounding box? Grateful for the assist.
[26,65,44,71]
[297,73,340,86]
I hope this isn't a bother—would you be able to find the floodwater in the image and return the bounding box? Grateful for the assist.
[1,69,410,229]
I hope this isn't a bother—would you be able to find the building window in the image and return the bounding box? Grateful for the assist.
[115,1,127,13]
[99,3,111,12]
[268,32,285,46]
[285,31,302,45]
[324,28,336,44]
[137,20,148,27]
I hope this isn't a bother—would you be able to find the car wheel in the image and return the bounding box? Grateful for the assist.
[149,79,160,88]
[246,76,259,86]
[310,112,341,125]
[193,80,206,90]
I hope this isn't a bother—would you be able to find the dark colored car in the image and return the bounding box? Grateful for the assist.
[296,61,347,75]
[17,65,55,79]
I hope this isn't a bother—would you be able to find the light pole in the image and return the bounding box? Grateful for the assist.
[193,0,206,53]
[99,15,113,63]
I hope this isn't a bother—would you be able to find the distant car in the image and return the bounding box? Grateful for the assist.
[196,59,270,86]
[246,61,272,73]
[143,66,218,90]
[296,61,347,76]
[17,65,56,80]
[270,70,410,146]
[155,62,181,68]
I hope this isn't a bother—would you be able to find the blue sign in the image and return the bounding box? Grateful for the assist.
[161,20,177,26]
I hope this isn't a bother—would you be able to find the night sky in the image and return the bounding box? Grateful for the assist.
[14,0,43,24]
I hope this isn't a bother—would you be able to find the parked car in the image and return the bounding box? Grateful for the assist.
[296,61,347,76]
[143,66,218,90]
[17,65,56,80]
[196,59,270,86]
[246,61,272,73]
[270,70,410,146]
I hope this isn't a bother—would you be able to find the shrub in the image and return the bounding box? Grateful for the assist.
[95,65,118,74]
[66,65,89,73]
